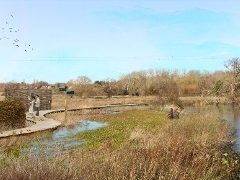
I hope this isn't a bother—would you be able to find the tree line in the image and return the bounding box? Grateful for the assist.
[1,58,240,104]
[66,58,239,99]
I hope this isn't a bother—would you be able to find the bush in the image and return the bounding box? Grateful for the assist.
[0,98,26,130]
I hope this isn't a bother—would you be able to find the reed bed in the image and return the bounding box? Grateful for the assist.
[51,95,154,110]
[0,109,239,179]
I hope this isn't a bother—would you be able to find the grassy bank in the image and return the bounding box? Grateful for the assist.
[77,110,168,151]
[0,109,239,179]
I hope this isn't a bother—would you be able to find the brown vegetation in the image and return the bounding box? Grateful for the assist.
[0,67,236,99]
[0,98,26,131]
[1,62,240,179]
[0,110,239,180]
[51,94,153,110]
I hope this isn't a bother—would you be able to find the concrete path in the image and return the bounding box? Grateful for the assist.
[0,110,62,138]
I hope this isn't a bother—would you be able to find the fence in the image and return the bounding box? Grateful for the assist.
[5,89,52,110]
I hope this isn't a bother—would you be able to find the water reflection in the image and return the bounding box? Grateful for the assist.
[53,120,107,140]
[24,120,107,156]
[184,105,240,150]
[23,106,149,156]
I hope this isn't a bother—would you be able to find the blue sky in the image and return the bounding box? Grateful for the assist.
[1,0,240,84]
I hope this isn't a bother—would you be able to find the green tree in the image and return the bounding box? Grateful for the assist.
[212,80,223,95]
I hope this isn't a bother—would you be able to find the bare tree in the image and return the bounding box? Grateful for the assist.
[4,81,20,89]
[68,76,93,97]
[156,78,182,107]
[101,79,116,98]
[119,71,147,96]
[224,58,240,105]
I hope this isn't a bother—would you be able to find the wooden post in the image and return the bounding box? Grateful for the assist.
[64,86,68,123]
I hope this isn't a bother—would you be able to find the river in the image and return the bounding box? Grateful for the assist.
[184,105,240,151]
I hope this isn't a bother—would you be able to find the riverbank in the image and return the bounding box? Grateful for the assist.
[0,109,239,179]
[0,104,148,149]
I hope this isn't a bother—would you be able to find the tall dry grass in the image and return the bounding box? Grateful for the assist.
[0,111,239,180]
[51,95,154,110]
[0,130,53,150]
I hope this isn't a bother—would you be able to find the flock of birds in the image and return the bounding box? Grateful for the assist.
[1,14,33,52]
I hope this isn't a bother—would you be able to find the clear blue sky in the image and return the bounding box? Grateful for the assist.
[1,0,240,84]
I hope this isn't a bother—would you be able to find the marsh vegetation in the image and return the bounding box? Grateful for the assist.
[1,59,240,179]
[0,99,240,179]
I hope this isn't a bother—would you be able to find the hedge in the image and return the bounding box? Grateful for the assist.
[0,98,26,131]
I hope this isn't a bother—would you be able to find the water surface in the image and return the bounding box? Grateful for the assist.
[24,106,149,155]
[25,120,107,156]
[184,105,240,150]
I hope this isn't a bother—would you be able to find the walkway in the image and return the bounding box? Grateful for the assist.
[0,103,148,138]
[0,110,61,138]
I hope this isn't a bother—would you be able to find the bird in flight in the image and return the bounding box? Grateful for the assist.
[1,14,34,52]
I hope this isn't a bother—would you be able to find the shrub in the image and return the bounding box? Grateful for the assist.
[0,98,26,130]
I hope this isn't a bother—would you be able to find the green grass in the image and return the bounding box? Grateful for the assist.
[0,109,240,179]
[76,110,168,150]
